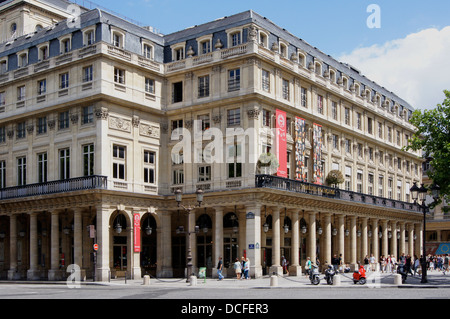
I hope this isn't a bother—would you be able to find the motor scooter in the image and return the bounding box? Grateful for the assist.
[397,263,407,283]
[324,265,335,285]
[309,264,320,285]
[353,265,366,285]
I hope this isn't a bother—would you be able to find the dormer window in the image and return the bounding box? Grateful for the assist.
[111,29,125,48]
[258,31,269,48]
[142,43,153,59]
[83,28,95,46]
[61,37,71,53]
[10,23,17,37]
[314,62,322,76]
[172,45,184,61]
[18,52,27,67]
[196,35,213,56]
[231,32,241,47]
[0,60,7,74]
[37,44,49,61]
[279,43,288,58]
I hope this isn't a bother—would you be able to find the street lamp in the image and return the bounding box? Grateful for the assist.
[410,182,440,284]
[174,188,204,282]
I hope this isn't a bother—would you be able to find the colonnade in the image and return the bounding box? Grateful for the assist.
[0,204,424,281]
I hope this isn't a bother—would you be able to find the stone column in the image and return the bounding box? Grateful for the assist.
[7,214,18,280]
[399,222,406,256]
[408,224,415,257]
[27,213,39,280]
[74,208,85,280]
[338,214,345,267]
[371,219,379,271]
[323,213,331,266]
[382,220,389,258]
[415,223,423,259]
[96,205,111,282]
[48,211,60,281]
[390,222,397,259]
[245,205,262,278]
[350,215,357,269]
[308,212,316,265]
[213,207,223,278]
[270,207,282,275]
[158,211,173,278]
[289,210,301,276]
[361,217,368,261]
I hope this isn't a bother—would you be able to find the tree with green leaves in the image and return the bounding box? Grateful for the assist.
[405,90,450,198]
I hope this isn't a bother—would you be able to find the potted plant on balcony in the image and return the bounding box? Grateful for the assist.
[257,153,279,175]
[325,170,344,188]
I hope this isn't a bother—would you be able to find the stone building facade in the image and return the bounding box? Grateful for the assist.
[0,0,424,281]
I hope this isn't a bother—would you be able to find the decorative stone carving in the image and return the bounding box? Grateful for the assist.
[184,119,193,129]
[212,115,222,124]
[247,108,261,120]
[70,113,79,124]
[132,115,140,128]
[271,42,279,53]
[161,123,168,134]
[7,130,14,139]
[26,125,34,133]
[109,116,131,133]
[139,123,160,138]
[186,46,195,57]
[47,119,55,130]
[248,25,257,42]
[214,39,223,50]
[95,107,109,120]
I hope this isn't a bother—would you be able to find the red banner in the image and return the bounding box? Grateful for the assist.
[276,109,287,178]
[133,213,141,253]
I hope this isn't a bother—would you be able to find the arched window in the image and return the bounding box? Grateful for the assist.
[10,23,17,36]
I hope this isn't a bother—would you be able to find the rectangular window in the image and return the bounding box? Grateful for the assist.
[144,150,156,184]
[317,95,323,114]
[0,160,6,188]
[17,122,26,139]
[59,148,70,180]
[0,91,5,106]
[114,68,125,84]
[60,72,69,89]
[82,106,94,124]
[38,79,46,95]
[262,70,270,92]
[86,31,95,46]
[113,145,126,180]
[301,87,307,107]
[368,118,373,135]
[197,114,210,131]
[344,108,350,125]
[227,108,240,126]
[172,81,183,103]
[145,78,155,94]
[83,144,94,176]
[83,65,93,82]
[37,117,47,134]
[171,119,183,132]
[282,79,290,100]
[143,44,153,59]
[172,168,184,185]
[228,143,242,178]
[37,152,47,183]
[17,86,25,101]
[231,33,241,47]
[198,75,209,98]
[228,69,240,92]
[356,113,362,130]
[331,101,337,120]
[201,41,211,54]
[263,110,271,127]
[198,165,211,182]
[378,176,384,197]
[59,111,69,130]
[17,156,26,186]
[0,127,5,143]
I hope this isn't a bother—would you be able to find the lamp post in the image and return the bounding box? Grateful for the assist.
[174,188,204,282]
[410,182,440,284]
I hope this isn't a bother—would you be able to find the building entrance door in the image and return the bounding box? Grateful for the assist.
[113,236,127,275]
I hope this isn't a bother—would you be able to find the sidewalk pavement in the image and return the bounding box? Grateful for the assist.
[4,269,448,288]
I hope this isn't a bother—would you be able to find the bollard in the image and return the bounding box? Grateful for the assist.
[394,274,402,285]
[143,275,150,285]
[190,275,197,286]
[270,275,278,287]
[333,274,341,286]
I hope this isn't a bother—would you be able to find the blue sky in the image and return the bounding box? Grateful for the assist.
[90,0,450,109]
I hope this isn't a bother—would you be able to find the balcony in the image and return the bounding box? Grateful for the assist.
[255,174,420,213]
[0,175,107,200]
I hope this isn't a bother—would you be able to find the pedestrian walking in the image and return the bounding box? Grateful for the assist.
[217,256,224,280]
[233,258,242,279]
[443,254,449,275]
[244,258,250,279]
[281,256,289,275]
[240,256,245,280]
[369,254,376,272]
[364,255,370,272]
[305,257,311,276]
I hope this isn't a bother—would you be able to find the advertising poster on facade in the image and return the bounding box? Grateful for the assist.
[276,109,287,178]
[312,123,323,185]
[133,213,141,253]
[295,117,306,181]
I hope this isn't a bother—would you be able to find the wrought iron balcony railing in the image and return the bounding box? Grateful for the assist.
[255,174,420,213]
[0,175,107,201]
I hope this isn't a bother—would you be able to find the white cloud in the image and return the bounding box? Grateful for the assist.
[339,26,450,110]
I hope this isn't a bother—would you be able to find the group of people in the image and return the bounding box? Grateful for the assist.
[423,254,449,274]
[216,256,251,280]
